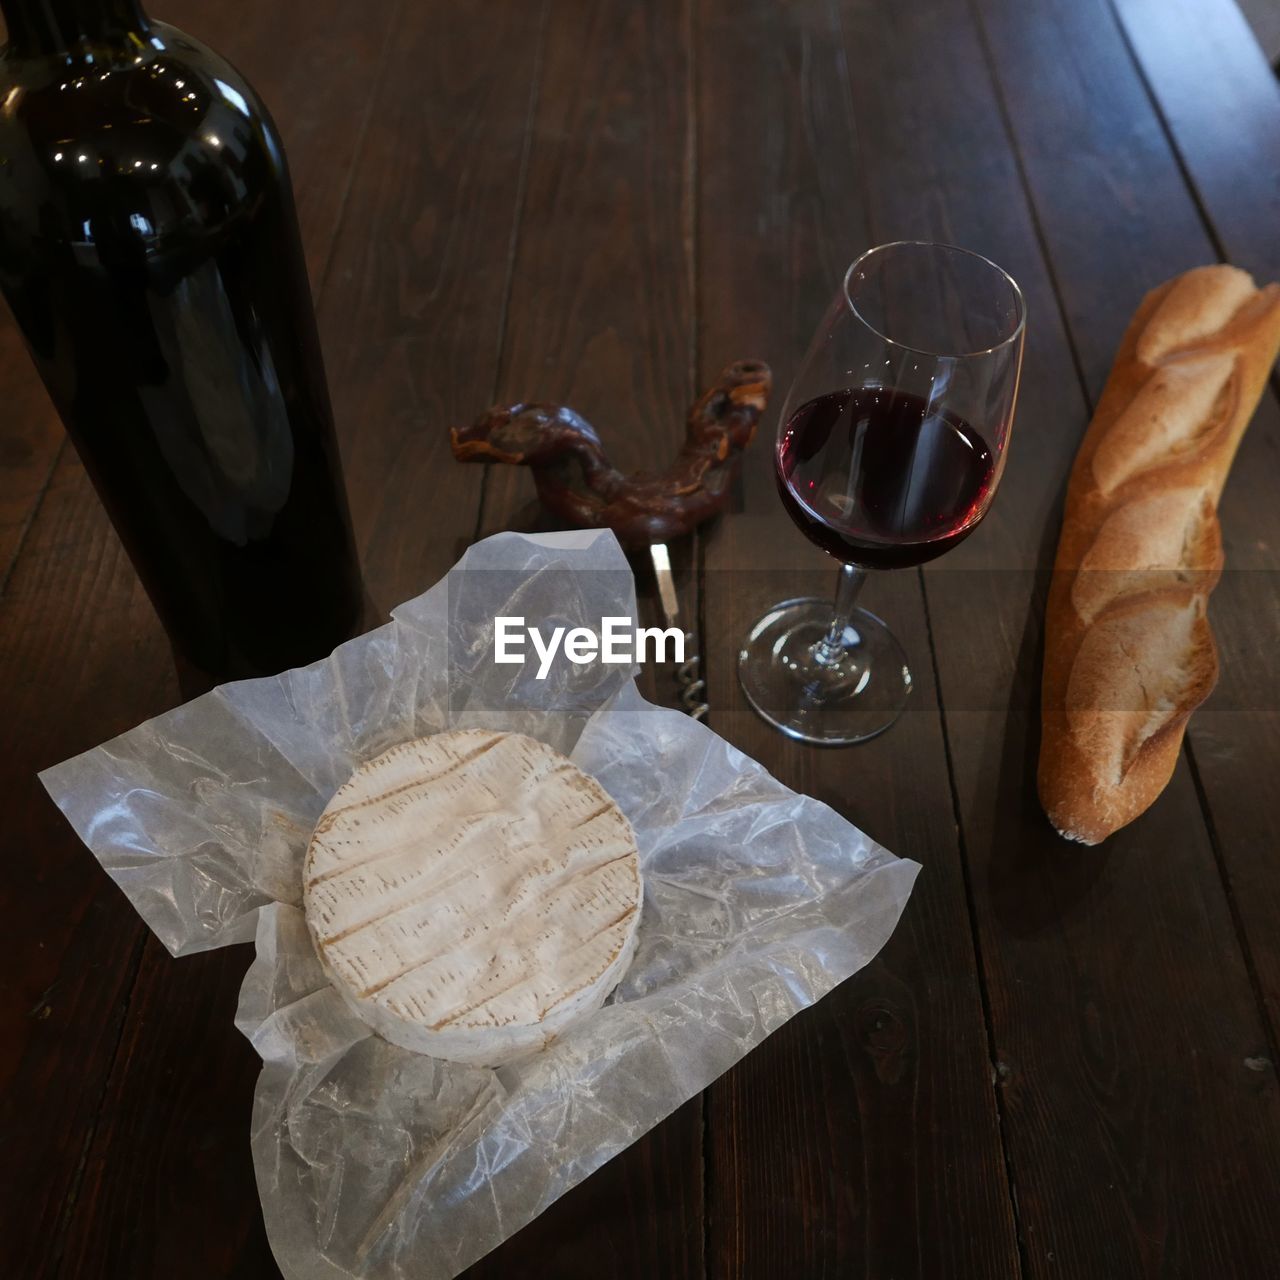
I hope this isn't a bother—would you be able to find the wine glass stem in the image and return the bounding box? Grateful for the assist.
[812,563,868,667]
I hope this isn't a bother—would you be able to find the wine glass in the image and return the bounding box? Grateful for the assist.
[738,241,1026,745]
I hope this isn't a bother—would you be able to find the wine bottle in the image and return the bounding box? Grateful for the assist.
[0,0,365,690]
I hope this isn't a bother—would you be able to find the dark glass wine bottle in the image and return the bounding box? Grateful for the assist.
[0,0,364,691]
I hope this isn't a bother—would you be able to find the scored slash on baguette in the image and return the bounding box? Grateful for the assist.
[1070,487,1222,624]
[1039,265,1280,845]
[1090,351,1236,495]
[1064,593,1217,787]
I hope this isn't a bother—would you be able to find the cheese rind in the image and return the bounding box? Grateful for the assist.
[303,730,642,1065]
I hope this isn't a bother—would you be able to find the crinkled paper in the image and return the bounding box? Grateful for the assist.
[40,529,920,1280]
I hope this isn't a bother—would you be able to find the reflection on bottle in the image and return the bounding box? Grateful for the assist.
[0,2,365,686]
[146,258,295,546]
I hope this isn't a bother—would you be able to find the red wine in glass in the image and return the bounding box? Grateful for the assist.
[738,241,1025,745]
[776,386,997,570]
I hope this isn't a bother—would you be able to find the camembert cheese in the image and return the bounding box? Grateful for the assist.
[303,730,642,1066]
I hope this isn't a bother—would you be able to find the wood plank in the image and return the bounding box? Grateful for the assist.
[696,2,1020,1276]
[54,941,277,1279]
[481,0,695,501]
[1106,0,1280,1041]
[463,1099,705,1280]
[0,2,398,1275]
[0,450,173,1280]
[463,3,705,1275]
[475,0,701,716]
[0,330,63,590]
[0,8,65,585]
[317,0,550,609]
[908,0,1280,1272]
[1109,0,1280,283]
[171,0,393,291]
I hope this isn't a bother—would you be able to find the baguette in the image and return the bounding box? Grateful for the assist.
[1039,265,1280,845]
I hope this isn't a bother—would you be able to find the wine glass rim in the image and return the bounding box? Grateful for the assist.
[841,240,1027,359]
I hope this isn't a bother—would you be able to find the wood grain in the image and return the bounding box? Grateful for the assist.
[696,2,1020,1276]
[0,446,172,1279]
[0,10,66,584]
[1108,0,1280,285]
[55,942,277,1279]
[173,0,395,291]
[474,0,701,715]
[0,326,64,589]
[463,1099,705,1280]
[481,0,695,514]
[318,0,550,609]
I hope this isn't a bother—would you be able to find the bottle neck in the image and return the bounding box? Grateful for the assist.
[2,0,150,58]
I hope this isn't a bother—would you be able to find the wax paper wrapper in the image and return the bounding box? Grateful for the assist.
[40,529,920,1280]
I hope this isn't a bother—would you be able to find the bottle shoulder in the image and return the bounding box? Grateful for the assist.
[4,26,269,129]
[0,24,286,254]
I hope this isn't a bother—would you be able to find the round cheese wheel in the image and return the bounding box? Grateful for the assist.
[303,730,642,1066]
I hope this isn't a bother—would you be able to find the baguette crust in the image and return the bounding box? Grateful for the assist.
[1039,266,1280,844]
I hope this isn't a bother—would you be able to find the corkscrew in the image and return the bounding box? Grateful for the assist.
[448,359,772,724]
[649,543,708,721]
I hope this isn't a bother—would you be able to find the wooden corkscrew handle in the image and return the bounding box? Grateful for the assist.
[449,360,772,547]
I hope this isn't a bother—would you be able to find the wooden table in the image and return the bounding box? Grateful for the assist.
[4,1,1280,1276]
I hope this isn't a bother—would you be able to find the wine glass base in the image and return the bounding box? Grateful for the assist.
[737,597,912,745]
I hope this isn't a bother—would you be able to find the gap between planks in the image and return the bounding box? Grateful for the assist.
[48,931,150,1279]
[472,0,552,550]
[681,0,712,1271]
[0,435,67,599]
[915,562,1032,1280]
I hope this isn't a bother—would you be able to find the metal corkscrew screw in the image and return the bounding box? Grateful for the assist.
[649,544,708,721]
[676,634,709,720]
